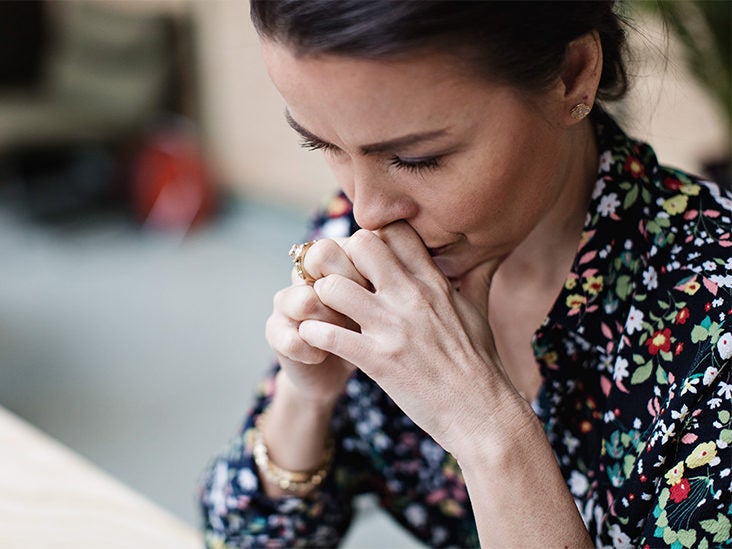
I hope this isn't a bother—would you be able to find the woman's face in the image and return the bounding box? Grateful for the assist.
[263,42,584,279]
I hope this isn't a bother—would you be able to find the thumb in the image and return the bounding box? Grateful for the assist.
[457,257,504,320]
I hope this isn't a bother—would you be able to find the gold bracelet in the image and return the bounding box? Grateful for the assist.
[252,408,334,496]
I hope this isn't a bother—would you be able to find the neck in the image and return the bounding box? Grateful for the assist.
[498,119,598,292]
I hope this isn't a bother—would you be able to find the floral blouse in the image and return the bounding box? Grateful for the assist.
[199,111,732,548]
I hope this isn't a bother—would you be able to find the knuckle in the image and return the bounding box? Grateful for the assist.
[319,323,339,351]
[309,238,340,264]
[346,229,375,253]
[299,291,322,317]
[279,328,305,359]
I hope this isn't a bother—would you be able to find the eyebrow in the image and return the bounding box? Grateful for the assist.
[285,110,450,155]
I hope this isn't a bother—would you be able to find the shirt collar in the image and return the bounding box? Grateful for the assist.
[534,109,658,359]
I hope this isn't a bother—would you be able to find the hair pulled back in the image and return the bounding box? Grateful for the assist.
[251,1,629,101]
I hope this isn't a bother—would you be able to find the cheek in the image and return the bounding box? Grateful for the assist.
[437,147,560,240]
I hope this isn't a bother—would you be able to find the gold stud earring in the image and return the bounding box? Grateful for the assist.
[570,103,592,120]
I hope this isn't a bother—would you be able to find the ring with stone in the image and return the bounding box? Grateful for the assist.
[289,240,318,284]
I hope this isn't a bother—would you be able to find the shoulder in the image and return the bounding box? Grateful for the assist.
[645,169,732,278]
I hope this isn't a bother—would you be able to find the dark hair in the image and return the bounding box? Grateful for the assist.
[251,1,629,101]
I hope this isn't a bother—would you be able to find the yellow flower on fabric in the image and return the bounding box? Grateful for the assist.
[564,277,577,290]
[662,195,688,215]
[440,499,463,517]
[582,275,604,295]
[679,183,700,196]
[683,281,701,295]
[686,441,717,468]
[566,294,586,311]
[664,461,685,486]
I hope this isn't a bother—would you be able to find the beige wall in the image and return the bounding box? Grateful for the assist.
[192,2,729,211]
[192,0,334,210]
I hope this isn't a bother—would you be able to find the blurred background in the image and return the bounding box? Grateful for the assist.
[0,1,729,547]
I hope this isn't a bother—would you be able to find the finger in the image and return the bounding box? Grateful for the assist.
[273,285,347,325]
[298,319,373,369]
[312,274,378,327]
[303,238,369,288]
[265,313,329,364]
[457,257,504,319]
[341,229,413,290]
[374,221,438,279]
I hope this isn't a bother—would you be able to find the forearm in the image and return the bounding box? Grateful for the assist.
[258,370,337,497]
[458,401,592,548]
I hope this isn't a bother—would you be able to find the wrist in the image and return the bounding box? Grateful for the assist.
[253,406,334,496]
[256,371,337,490]
[451,393,541,471]
[274,370,341,414]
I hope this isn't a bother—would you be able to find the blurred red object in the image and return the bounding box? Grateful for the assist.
[129,123,217,231]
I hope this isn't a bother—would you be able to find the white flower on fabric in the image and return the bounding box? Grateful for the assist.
[717,196,732,210]
[681,377,700,396]
[710,275,732,288]
[717,381,732,399]
[613,357,629,381]
[420,438,444,465]
[598,193,621,217]
[598,150,613,173]
[642,267,658,290]
[718,333,732,360]
[704,366,720,386]
[568,471,589,497]
[431,527,449,546]
[709,397,723,409]
[626,306,644,335]
[237,468,258,492]
[671,405,689,421]
[563,431,581,454]
[592,179,607,199]
[607,524,633,548]
[660,421,676,444]
[703,260,718,272]
[404,504,427,528]
[725,257,732,270]
[713,298,725,308]
[210,461,230,519]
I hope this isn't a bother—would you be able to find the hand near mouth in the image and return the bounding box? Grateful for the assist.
[299,220,521,459]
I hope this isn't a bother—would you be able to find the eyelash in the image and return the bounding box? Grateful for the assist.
[299,138,442,173]
[388,156,441,173]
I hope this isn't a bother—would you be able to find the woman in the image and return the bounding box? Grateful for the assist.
[199,2,732,547]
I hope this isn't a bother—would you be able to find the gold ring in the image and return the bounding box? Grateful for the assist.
[289,240,318,284]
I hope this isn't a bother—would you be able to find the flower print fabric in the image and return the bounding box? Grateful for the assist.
[198,110,731,548]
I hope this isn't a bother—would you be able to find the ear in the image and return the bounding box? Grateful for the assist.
[560,31,603,125]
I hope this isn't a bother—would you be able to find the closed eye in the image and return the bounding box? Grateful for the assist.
[299,137,340,154]
[389,155,442,173]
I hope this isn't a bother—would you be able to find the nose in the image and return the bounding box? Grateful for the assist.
[347,168,417,231]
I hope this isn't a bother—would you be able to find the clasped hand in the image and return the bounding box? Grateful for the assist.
[266,221,520,457]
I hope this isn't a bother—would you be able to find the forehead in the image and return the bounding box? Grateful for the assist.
[261,41,502,134]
